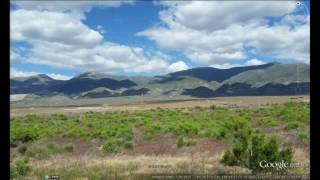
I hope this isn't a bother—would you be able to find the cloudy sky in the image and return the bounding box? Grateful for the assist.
[10,1,310,80]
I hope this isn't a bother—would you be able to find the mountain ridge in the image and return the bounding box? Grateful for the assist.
[10,62,310,98]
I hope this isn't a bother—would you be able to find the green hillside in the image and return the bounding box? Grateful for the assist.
[224,63,310,87]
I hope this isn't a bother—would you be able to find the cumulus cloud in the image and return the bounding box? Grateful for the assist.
[12,1,134,20]
[163,1,296,31]
[10,8,172,74]
[167,61,189,73]
[47,73,73,80]
[211,59,266,69]
[10,68,72,80]
[138,1,310,65]
[11,9,103,48]
[11,1,309,76]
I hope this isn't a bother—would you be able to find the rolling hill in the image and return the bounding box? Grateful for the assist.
[10,62,310,99]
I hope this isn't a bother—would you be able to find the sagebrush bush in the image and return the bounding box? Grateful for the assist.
[221,132,294,173]
[256,118,279,126]
[209,105,216,111]
[11,158,31,178]
[12,128,39,143]
[63,144,74,152]
[17,145,27,154]
[297,131,309,143]
[177,137,196,148]
[123,141,134,149]
[102,138,134,153]
[10,166,17,179]
[285,121,302,130]
[46,143,55,149]
[177,137,184,148]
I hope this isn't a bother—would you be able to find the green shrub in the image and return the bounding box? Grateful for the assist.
[176,121,199,135]
[25,150,35,158]
[46,143,55,149]
[221,149,237,165]
[63,144,74,152]
[177,137,184,148]
[12,128,39,143]
[256,118,279,126]
[123,141,134,149]
[10,165,17,179]
[185,139,196,146]
[285,121,302,130]
[11,159,31,177]
[16,160,31,176]
[10,141,19,148]
[209,105,216,111]
[194,106,203,111]
[176,137,196,148]
[17,145,27,154]
[298,131,309,143]
[221,132,294,173]
[102,139,123,153]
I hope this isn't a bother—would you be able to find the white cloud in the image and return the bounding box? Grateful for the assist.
[244,59,265,66]
[23,41,171,73]
[138,1,310,65]
[187,51,246,65]
[11,1,309,77]
[10,68,72,80]
[10,8,172,74]
[210,63,242,69]
[47,73,72,80]
[157,1,296,31]
[11,68,38,78]
[167,61,189,72]
[210,59,265,69]
[12,1,134,20]
[11,9,103,48]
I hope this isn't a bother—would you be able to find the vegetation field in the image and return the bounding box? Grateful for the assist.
[10,101,310,179]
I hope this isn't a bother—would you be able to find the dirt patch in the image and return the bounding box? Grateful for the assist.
[124,128,229,156]
[53,138,101,157]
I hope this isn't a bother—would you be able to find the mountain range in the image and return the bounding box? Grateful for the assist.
[10,62,310,99]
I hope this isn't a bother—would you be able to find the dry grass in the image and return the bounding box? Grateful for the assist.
[28,151,309,179]
[30,153,251,177]
[11,96,309,117]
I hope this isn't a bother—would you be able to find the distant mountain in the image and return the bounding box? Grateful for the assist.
[185,82,309,98]
[48,72,137,95]
[154,63,274,83]
[10,63,310,99]
[10,74,61,94]
[224,63,310,87]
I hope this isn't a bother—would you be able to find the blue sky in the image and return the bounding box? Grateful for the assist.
[10,1,310,80]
